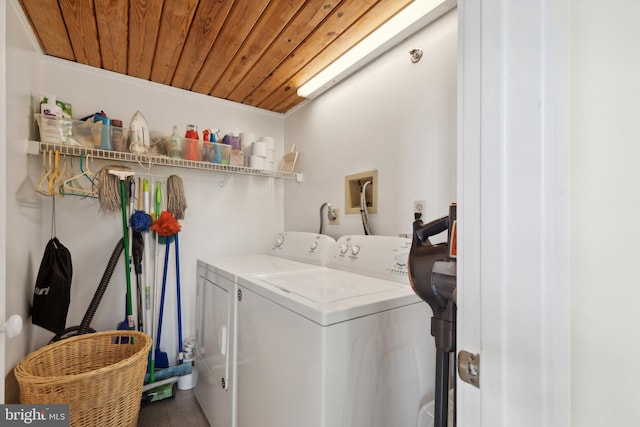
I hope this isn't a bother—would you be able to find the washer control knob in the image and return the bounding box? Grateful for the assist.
[274,235,285,247]
[310,241,318,251]
[340,244,349,254]
[351,245,361,256]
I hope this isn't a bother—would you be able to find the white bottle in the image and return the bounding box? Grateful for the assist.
[40,94,64,143]
[41,94,63,118]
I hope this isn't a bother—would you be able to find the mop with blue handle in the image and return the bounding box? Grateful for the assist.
[167,175,187,365]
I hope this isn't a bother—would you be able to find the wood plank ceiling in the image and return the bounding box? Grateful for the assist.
[17,0,413,113]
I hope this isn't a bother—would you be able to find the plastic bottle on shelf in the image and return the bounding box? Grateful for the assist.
[40,94,63,118]
[39,94,64,144]
[129,128,139,153]
[169,125,184,159]
[111,119,124,152]
[184,124,200,161]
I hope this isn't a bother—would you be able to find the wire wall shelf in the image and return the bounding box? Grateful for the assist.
[28,141,302,182]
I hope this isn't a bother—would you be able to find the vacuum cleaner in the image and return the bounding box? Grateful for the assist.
[408,203,457,427]
[49,238,125,341]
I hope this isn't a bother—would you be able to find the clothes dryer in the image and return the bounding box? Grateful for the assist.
[194,232,336,427]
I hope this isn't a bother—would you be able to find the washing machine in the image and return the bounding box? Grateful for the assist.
[194,232,336,427]
[235,235,435,427]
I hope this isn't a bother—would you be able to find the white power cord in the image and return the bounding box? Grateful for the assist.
[319,202,337,234]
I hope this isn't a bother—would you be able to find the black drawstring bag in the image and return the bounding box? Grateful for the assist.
[32,237,73,334]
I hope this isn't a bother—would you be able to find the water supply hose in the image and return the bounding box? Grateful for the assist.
[361,181,372,235]
[319,202,329,234]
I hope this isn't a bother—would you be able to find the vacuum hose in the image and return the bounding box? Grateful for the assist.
[78,238,124,334]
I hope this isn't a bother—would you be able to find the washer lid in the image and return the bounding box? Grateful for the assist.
[244,268,421,326]
[198,255,324,281]
[258,269,401,303]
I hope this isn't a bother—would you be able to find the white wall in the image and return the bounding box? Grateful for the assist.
[4,0,43,403]
[284,10,457,238]
[570,1,640,425]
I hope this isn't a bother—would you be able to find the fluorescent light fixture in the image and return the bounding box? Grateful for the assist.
[297,0,457,99]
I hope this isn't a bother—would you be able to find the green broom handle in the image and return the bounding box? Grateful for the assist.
[119,179,134,330]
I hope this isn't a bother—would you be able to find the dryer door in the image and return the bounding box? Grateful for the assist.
[195,272,235,427]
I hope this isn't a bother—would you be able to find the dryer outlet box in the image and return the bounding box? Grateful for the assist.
[345,170,378,215]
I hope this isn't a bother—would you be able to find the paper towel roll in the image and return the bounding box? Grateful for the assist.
[250,155,265,169]
[252,141,268,157]
[240,132,255,149]
[259,136,275,150]
[266,149,275,162]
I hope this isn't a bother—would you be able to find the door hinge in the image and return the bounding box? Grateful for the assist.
[237,289,243,302]
[458,350,480,388]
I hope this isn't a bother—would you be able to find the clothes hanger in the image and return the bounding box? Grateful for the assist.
[35,150,53,196]
[55,155,73,193]
[59,153,98,198]
[47,149,60,195]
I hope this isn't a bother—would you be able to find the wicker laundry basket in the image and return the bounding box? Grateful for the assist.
[15,330,152,427]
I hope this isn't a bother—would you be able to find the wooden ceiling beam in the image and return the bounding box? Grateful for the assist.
[190,0,271,95]
[128,0,164,80]
[171,0,235,91]
[18,0,75,61]
[258,0,411,110]
[59,0,102,67]
[210,0,307,100]
[16,0,415,113]
[226,0,344,104]
[244,0,379,108]
[150,0,199,85]
[95,0,129,74]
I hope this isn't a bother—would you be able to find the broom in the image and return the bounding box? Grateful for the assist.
[96,165,136,332]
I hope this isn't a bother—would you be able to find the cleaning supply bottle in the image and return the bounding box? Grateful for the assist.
[184,124,200,161]
[40,94,63,118]
[40,94,64,143]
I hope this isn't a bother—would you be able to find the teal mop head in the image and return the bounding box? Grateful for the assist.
[144,363,192,384]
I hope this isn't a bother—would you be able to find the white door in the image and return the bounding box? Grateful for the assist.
[0,0,7,404]
[457,0,570,426]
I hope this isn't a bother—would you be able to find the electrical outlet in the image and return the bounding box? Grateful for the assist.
[414,200,426,214]
[329,208,340,225]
